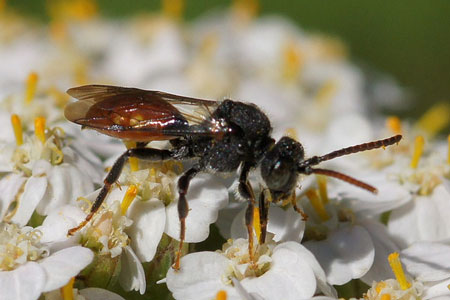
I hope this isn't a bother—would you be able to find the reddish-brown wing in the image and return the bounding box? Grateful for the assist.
[65,85,222,142]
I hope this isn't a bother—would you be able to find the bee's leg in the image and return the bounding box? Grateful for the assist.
[258,190,269,244]
[68,148,174,236]
[290,193,308,221]
[238,162,257,266]
[173,166,200,270]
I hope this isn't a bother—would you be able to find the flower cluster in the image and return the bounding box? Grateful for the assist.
[1,1,449,300]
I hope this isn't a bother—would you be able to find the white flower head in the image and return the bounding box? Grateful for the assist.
[166,236,336,300]
[0,117,100,226]
[0,223,93,300]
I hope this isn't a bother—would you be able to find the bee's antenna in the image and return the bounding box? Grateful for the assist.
[308,168,378,194]
[298,135,402,168]
[296,135,401,193]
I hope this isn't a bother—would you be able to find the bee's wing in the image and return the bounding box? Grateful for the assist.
[65,85,225,141]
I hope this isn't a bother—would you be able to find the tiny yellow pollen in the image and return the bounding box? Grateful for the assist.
[121,185,138,216]
[386,116,402,134]
[306,189,329,221]
[25,72,38,104]
[11,114,23,146]
[124,141,139,172]
[253,207,261,243]
[380,294,391,300]
[215,290,227,300]
[162,0,184,20]
[282,41,303,82]
[410,135,424,169]
[416,102,450,137]
[34,117,46,144]
[316,80,336,104]
[60,277,75,300]
[388,252,411,290]
[447,135,450,165]
[316,175,328,204]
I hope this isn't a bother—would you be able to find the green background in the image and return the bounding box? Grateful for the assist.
[9,0,450,120]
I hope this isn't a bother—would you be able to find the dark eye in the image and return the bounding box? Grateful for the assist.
[270,160,291,188]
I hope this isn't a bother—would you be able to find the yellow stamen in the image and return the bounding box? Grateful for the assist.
[316,80,337,104]
[0,0,5,13]
[25,72,38,104]
[60,277,75,300]
[11,114,23,146]
[381,294,391,300]
[306,189,329,221]
[34,117,46,144]
[416,102,450,137]
[232,0,259,20]
[162,0,184,20]
[253,207,261,243]
[215,290,227,300]
[121,185,138,216]
[386,116,402,134]
[375,281,387,294]
[410,135,424,169]
[316,175,329,204]
[282,41,303,82]
[388,252,411,290]
[447,135,450,165]
[124,141,139,172]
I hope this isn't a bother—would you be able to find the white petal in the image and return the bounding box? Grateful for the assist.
[127,198,166,262]
[165,174,228,243]
[79,287,126,300]
[0,173,26,218]
[230,206,305,243]
[423,278,450,300]
[305,225,375,285]
[37,205,86,250]
[0,262,46,300]
[271,242,337,298]
[39,246,94,292]
[36,164,94,215]
[10,176,47,226]
[389,185,450,248]
[241,242,317,300]
[402,241,450,282]
[119,246,146,295]
[338,174,411,216]
[360,218,400,284]
[166,251,233,300]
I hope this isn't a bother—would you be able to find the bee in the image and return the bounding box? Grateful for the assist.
[65,85,402,269]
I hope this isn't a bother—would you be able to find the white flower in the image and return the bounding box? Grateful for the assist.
[0,121,102,225]
[0,223,93,300]
[44,287,125,300]
[96,161,229,263]
[39,202,147,295]
[364,242,450,300]
[166,237,336,300]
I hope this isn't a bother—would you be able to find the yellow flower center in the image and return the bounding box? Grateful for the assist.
[0,224,48,271]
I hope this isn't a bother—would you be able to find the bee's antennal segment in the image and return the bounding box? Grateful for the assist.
[309,168,378,194]
[299,135,402,168]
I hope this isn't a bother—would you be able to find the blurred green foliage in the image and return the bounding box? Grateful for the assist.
[8,0,450,120]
